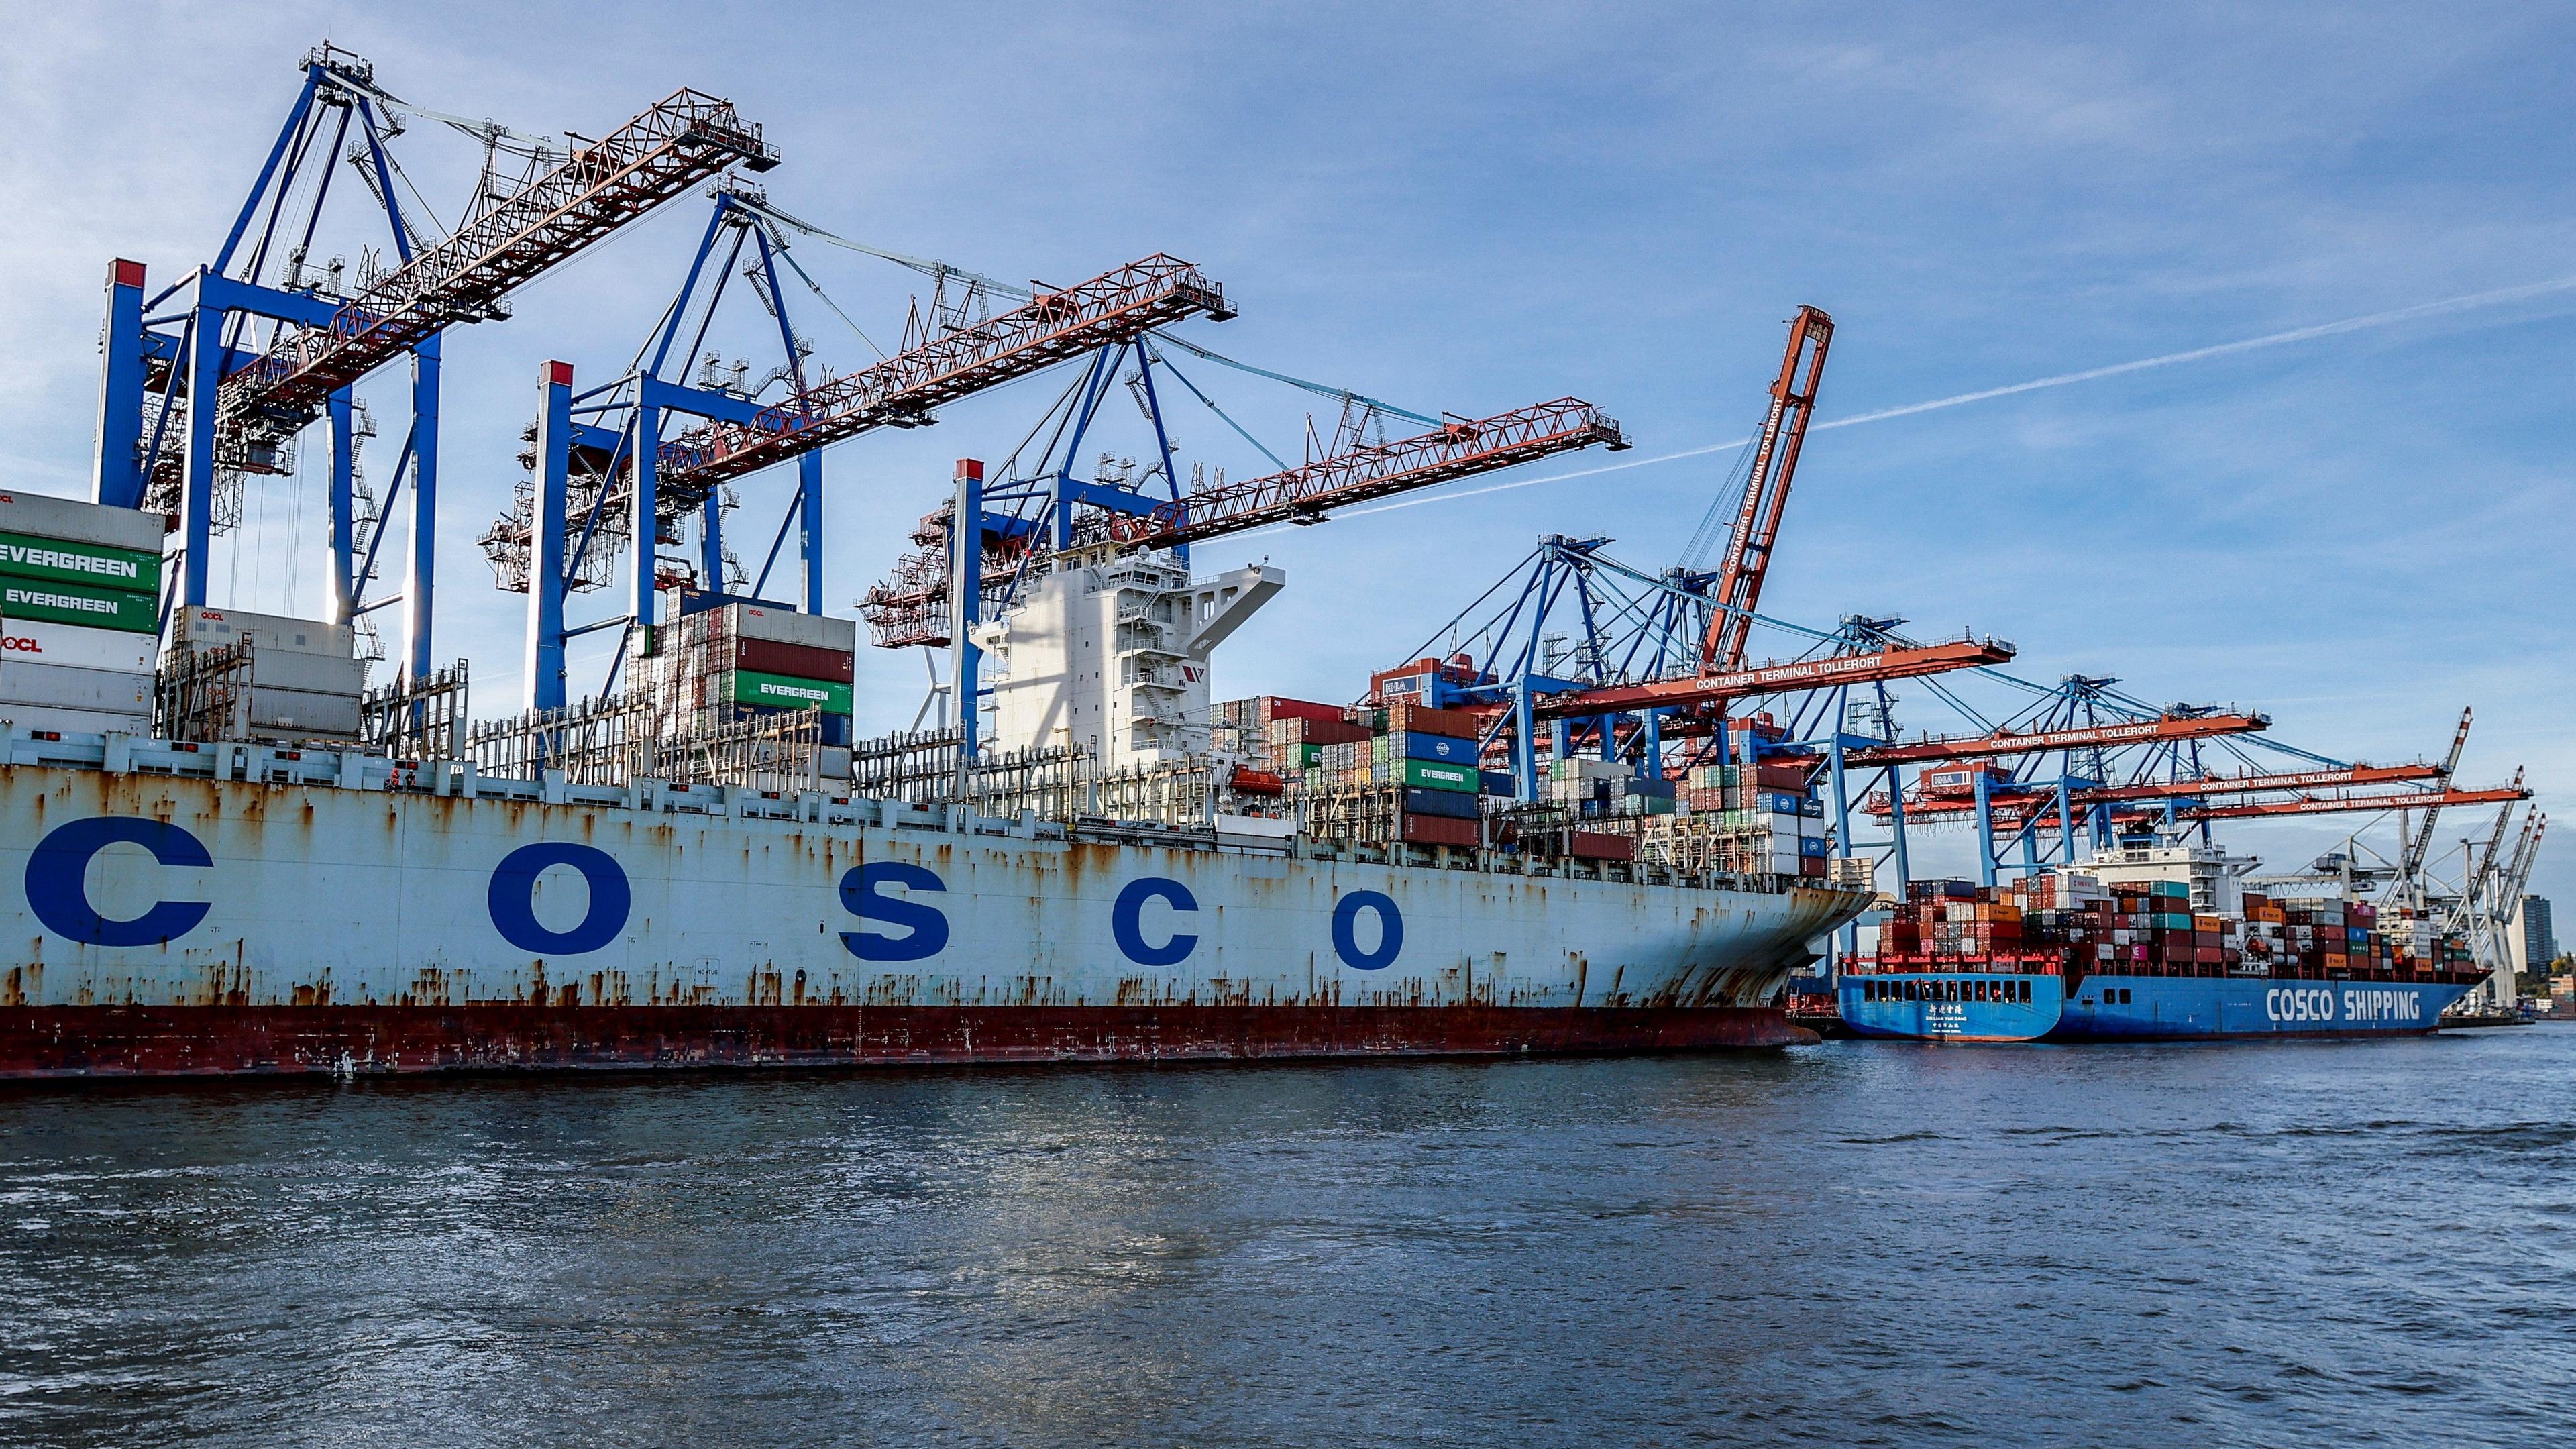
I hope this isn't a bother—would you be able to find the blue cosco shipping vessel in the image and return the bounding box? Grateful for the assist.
[1841,966,2475,1042]
[1835,845,2490,1043]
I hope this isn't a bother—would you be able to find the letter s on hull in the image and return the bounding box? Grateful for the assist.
[842,861,949,962]
[25,817,214,946]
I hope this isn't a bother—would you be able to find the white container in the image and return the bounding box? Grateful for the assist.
[0,489,168,553]
[246,650,368,696]
[729,603,857,652]
[0,618,155,673]
[174,606,355,659]
[244,686,363,737]
[0,659,153,713]
[0,702,150,737]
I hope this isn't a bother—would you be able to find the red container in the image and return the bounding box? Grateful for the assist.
[1754,762,1811,790]
[1400,813,1479,847]
[1265,696,1348,725]
[1384,702,1481,739]
[1568,831,1633,861]
[735,637,854,684]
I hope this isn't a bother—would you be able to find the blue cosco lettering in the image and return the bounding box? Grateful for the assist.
[24,817,214,947]
[488,843,631,955]
[1332,890,1403,971]
[1113,877,1199,967]
[841,861,949,962]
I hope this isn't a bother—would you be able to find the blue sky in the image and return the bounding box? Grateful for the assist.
[1,3,2568,908]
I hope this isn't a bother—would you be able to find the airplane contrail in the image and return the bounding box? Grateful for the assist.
[1230,272,2576,538]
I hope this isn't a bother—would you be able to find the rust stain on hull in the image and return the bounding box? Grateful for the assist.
[0,1004,1815,1077]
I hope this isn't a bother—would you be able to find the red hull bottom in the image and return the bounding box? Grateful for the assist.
[0,1004,1815,1077]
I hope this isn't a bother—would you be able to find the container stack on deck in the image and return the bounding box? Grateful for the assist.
[1205,691,1840,881]
[655,595,859,767]
[0,493,166,737]
[1861,871,2477,980]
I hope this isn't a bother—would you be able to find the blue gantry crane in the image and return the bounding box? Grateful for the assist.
[91,44,771,684]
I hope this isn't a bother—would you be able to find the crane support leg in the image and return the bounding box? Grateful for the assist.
[1974,767,1998,888]
[525,362,574,712]
[700,492,724,593]
[1829,731,1856,961]
[325,388,358,628]
[1885,763,1912,895]
[178,301,222,610]
[950,459,984,771]
[800,451,824,614]
[91,260,148,510]
[403,335,441,684]
[631,399,661,643]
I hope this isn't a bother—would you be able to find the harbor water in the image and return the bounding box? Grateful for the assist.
[3,1032,2572,1446]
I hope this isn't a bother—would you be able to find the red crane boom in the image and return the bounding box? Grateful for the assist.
[1876,763,2449,822]
[1531,636,2015,720]
[1699,305,1833,672]
[1846,712,2270,766]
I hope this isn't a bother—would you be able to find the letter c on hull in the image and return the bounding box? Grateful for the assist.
[1332,890,1403,971]
[488,843,631,955]
[25,817,213,946]
[1113,877,1199,967]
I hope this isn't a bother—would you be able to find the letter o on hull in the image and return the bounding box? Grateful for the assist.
[488,843,631,955]
[1333,890,1403,971]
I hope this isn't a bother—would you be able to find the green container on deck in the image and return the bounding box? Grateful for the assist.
[0,530,162,596]
[1399,759,1478,793]
[731,669,853,715]
[0,575,158,633]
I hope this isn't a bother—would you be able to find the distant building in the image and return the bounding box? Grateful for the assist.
[2512,894,2556,975]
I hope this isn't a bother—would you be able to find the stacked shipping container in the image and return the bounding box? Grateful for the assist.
[0,492,166,735]
[662,598,859,753]
[1862,872,2474,979]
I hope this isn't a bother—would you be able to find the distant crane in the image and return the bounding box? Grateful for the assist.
[1701,306,1833,673]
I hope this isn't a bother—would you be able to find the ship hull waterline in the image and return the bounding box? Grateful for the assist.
[0,765,1862,1077]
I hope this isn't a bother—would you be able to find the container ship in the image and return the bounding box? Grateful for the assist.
[0,487,1870,1077]
[1837,841,2485,1042]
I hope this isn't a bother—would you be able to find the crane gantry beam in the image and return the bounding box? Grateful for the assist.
[2177,784,2528,822]
[1701,306,1832,672]
[648,254,1231,513]
[1845,711,2271,766]
[1105,399,1627,547]
[857,398,1628,648]
[1873,763,2449,822]
[224,91,774,431]
[1530,636,2016,720]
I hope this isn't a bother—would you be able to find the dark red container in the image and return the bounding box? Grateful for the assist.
[1568,831,1633,861]
[735,637,854,683]
[1400,813,1479,847]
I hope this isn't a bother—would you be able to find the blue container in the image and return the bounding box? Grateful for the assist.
[1799,835,1831,857]
[1401,733,1480,765]
[1403,787,1479,820]
[1481,771,1515,796]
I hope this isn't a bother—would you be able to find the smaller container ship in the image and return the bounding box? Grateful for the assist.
[1838,841,2485,1042]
